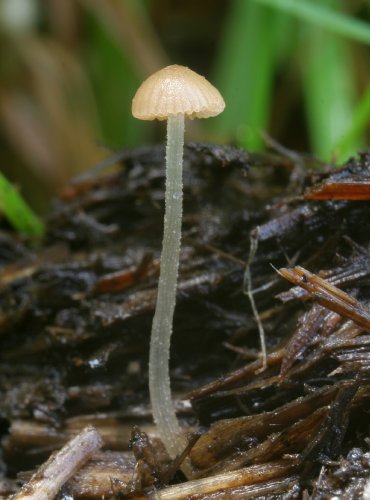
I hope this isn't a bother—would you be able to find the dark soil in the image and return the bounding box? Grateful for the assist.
[1,144,370,498]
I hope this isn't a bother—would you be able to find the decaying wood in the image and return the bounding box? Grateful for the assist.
[1,145,370,497]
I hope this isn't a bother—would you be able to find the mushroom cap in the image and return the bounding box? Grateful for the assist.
[132,65,225,121]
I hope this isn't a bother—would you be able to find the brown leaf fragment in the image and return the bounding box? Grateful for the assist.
[0,244,69,289]
[93,253,155,294]
[279,304,331,381]
[305,153,370,200]
[59,172,121,201]
[201,406,327,477]
[305,181,370,200]
[190,385,338,470]
[278,266,370,331]
[188,349,284,401]
[300,382,359,463]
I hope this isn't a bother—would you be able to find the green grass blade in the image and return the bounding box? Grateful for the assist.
[0,173,44,236]
[301,1,360,161]
[214,1,286,150]
[83,14,148,148]
[253,0,370,45]
[334,82,370,160]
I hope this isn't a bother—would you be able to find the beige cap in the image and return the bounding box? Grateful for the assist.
[132,65,225,121]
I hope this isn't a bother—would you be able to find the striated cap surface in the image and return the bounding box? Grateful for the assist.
[132,65,225,121]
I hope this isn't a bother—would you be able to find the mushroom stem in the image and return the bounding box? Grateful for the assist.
[149,114,188,460]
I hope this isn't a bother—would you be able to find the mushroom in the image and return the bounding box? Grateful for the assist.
[132,65,225,464]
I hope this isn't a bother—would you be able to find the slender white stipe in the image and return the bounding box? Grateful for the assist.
[149,114,187,459]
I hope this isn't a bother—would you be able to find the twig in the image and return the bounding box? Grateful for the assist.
[11,426,102,500]
[152,460,298,499]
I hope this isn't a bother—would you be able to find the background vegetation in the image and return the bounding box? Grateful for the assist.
[0,0,369,220]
